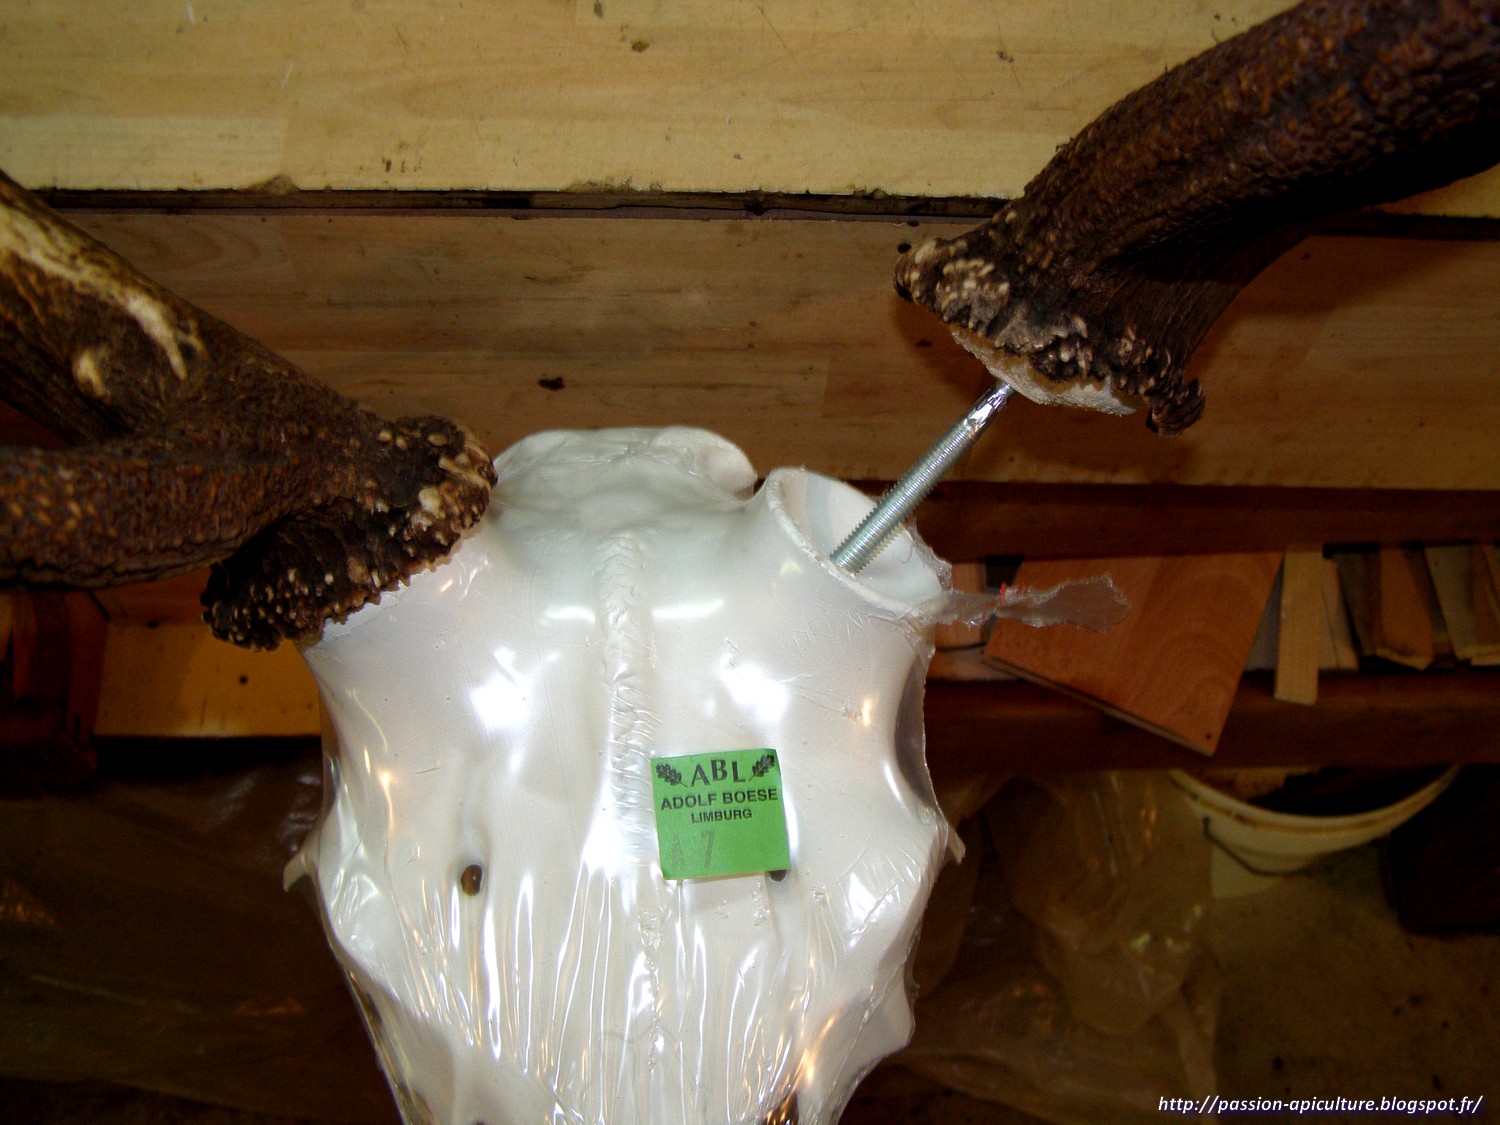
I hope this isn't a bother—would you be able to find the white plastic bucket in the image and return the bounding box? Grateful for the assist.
[1168,767,1460,898]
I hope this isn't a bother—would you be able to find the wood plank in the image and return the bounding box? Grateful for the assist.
[9,211,1493,492]
[981,553,1282,753]
[80,618,1500,773]
[923,672,1500,774]
[0,594,12,666]
[62,593,109,750]
[1372,545,1435,671]
[2,592,40,703]
[1426,544,1500,666]
[1275,548,1323,704]
[64,489,1500,633]
[1480,544,1500,632]
[913,483,1500,559]
[1335,551,1377,659]
[4,0,1495,213]
[1319,557,1361,672]
[94,624,319,738]
[93,571,209,625]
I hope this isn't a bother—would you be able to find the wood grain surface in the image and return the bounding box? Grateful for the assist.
[1275,548,1323,704]
[982,553,1283,753]
[1425,543,1500,666]
[4,0,1496,213]
[94,623,319,739]
[15,210,1495,491]
[1372,545,1437,670]
[924,672,1500,772]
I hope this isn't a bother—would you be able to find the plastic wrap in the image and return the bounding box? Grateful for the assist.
[0,745,396,1122]
[900,773,1218,1124]
[288,428,953,1125]
[989,575,1129,632]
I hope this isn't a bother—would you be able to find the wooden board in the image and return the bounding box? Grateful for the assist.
[981,553,1282,753]
[78,617,1500,772]
[1372,545,1436,670]
[913,484,1500,560]
[1275,548,1323,704]
[13,211,1496,492]
[924,673,1500,773]
[3,0,1496,214]
[1319,556,1361,672]
[1425,544,1500,665]
[93,571,210,626]
[932,562,986,651]
[47,487,1500,633]
[94,624,319,738]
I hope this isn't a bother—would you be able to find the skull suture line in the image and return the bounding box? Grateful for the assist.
[288,428,952,1125]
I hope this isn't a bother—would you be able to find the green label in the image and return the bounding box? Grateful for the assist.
[651,749,791,880]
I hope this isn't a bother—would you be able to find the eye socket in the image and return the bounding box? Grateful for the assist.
[460,863,484,896]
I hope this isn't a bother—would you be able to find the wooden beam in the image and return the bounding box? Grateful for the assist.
[913,483,1500,560]
[4,212,1492,493]
[5,0,1496,214]
[81,667,1500,774]
[77,505,1500,633]
[1371,545,1436,670]
[924,672,1500,774]
[80,612,1500,773]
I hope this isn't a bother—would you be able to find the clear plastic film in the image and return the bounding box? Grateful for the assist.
[898,773,1218,1124]
[0,745,396,1122]
[942,574,1131,636]
[289,428,954,1125]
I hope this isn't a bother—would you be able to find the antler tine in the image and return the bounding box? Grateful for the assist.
[0,170,496,648]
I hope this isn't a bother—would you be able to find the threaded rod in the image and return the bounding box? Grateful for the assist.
[832,381,1013,572]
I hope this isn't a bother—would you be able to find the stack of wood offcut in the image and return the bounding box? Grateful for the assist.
[977,542,1500,756]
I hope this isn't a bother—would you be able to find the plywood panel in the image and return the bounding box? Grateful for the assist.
[981,553,1282,753]
[1,0,1496,213]
[46,211,1500,490]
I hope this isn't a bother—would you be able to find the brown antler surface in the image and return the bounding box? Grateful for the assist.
[0,170,496,648]
[896,0,1500,434]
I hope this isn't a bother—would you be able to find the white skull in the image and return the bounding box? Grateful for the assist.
[288,428,950,1125]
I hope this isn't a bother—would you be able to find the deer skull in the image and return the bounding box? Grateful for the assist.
[286,427,952,1125]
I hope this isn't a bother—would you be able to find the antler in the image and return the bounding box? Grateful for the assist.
[896,0,1500,433]
[0,170,495,648]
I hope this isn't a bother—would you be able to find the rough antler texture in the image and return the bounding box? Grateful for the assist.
[896,0,1500,434]
[0,170,495,648]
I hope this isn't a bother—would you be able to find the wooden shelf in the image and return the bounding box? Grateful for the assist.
[913,483,1500,562]
[80,663,1500,776]
[924,671,1500,776]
